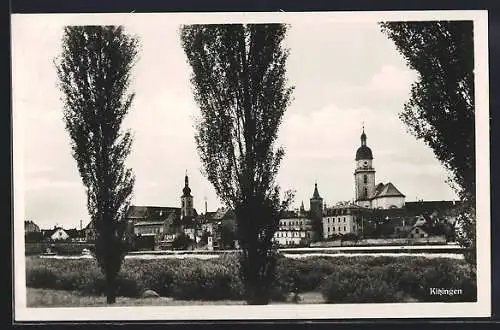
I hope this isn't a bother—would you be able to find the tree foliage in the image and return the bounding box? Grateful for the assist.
[379,21,475,203]
[380,21,476,267]
[55,26,139,304]
[172,233,194,250]
[180,24,294,304]
[219,222,236,249]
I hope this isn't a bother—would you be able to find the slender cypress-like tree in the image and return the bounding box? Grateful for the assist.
[380,21,476,267]
[55,26,139,304]
[180,24,294,304]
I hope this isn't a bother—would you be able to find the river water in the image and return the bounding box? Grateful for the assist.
[39,250,464,260]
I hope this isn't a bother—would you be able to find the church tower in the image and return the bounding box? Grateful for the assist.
[354,127,376,208]
[181,171,194,219]
[310,182,324,240]
[310,183,323,218]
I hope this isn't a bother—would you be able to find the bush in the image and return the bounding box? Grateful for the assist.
[26,267,58,288]
[320,267,402,303]
[25,255,476,303]
[170,260,244,300]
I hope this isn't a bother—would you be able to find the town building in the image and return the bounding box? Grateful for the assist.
[50,227,69,240]
[408,225,429,239]
[322,204,366,239]
[273,213,313,246]
[127,206,181,237]
[24,220,40,233]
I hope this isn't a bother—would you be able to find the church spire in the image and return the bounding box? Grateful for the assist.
[182,170,192,197]
[299,200,305,215]
[361,124,367,146]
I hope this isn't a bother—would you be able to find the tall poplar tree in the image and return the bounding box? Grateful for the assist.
[55,26,139,303]
[380,21,476,266]
[180,24,294,304]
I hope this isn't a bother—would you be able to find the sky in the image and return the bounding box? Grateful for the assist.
[12,14,460,230]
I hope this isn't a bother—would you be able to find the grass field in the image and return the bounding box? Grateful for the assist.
[27,288,325,307]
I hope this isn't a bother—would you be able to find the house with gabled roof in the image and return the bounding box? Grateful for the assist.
[50,227,70,240]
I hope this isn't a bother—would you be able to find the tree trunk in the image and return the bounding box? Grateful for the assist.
[105,272,117,304]
[243,250,272,305]
[245,278,271,305]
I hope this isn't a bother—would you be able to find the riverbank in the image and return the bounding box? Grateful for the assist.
[36,244,465,260]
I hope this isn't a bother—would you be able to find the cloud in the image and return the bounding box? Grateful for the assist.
[279,104,378,160]
[369,64,418,92]
[25,178,81,191]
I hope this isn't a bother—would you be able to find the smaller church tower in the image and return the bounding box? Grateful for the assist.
[181,171,194,219]
[299,201,305,216]
[354,127,376,208]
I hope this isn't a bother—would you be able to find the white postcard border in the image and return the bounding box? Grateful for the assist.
[12,9,490,321]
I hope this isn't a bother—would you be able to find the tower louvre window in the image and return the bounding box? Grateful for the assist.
[363,175,367,184]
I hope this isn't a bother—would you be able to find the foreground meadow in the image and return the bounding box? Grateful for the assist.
[25,254,476,307]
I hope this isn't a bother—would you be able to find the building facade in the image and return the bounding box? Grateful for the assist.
[273,216,313,246]
[322,204,365,239]
[50,228,69,240]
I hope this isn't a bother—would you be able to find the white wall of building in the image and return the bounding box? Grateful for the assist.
[322,214,359,239]
[134,222,165,236]
[51,228,69,240]
[371,196,405,209]
[273,230,308,246]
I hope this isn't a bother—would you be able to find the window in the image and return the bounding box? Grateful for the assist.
[343,217,346,222]
[344,226,346,231]
[415,228,419,234]
[420,234,425,238]
[363,175,367,184]
[333,227,335,231]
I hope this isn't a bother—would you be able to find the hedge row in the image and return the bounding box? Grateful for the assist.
[25,254,476,303]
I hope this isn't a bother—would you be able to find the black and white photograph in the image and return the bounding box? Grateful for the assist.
[12,10,490,321]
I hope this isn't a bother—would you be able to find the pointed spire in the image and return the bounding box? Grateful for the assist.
[312,182,322,199]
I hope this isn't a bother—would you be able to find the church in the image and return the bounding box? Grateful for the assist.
[124,172,199,239]
[353,127,406,209]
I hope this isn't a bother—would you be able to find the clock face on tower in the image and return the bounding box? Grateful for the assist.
[363,161,368,168]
